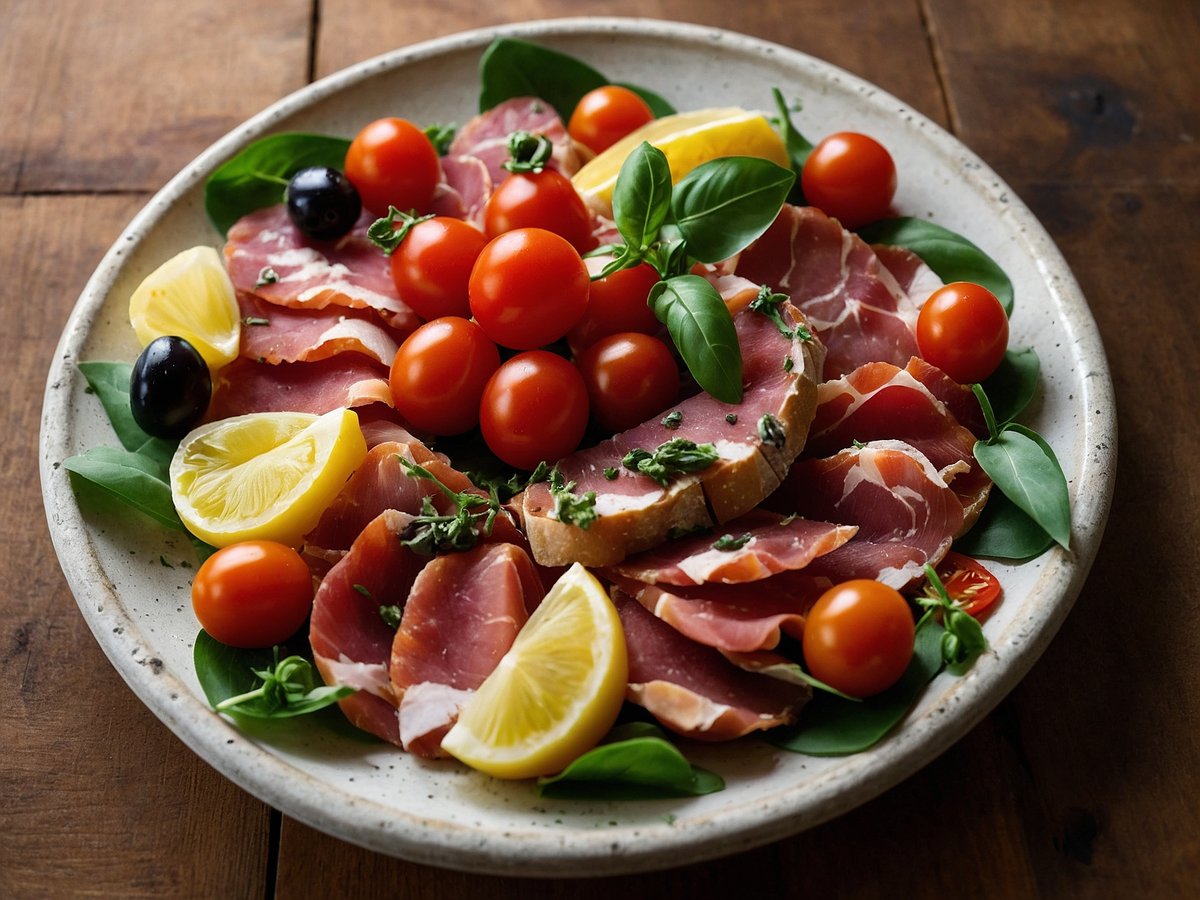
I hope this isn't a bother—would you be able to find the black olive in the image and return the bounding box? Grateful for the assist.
[130,336,212,440]
[285,166,362,240]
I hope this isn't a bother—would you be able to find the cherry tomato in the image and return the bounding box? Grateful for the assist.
[479,350,589,470]
[800,132,897,229]
[933,551,1002,619]
[469,228,589,349]
[577,333,680,433]
[802,579,915,698]
[483,169,597,253]
[344,117,440,216]
[389,317,500,435]
[568,85,655,155]
[567,260,662,354]
[389,217,487,320]
[916,281,1009,384]
[192,541,313,648]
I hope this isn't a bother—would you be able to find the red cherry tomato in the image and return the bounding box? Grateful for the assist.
[800,132,897,229]
[567,260,662,354]
[483,169,597,254]
[469,228,589,350]
[479,350,589,470]
[577,333,680,433]
[389,317,500,435]
[344,117,440,216]
[916,281,1009,384]
[389,217,487,320]
[802,579,915,698]
[933,551,1002,619]
[568,85,655,155]
[192,541,313,648]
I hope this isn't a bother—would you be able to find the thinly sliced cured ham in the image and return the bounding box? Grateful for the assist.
[449,96,586,186]
[236,292,403,366]
[736,205,919,379]
[905,356,988,438]
[872,244,943,307]
[611,509,856,586]
[206,353,392,420]
[769,440,964,588]
[391,543,543,756]
[309,510,425,745]
[428,155,493,225]
[224,205,419,333]
[615,591,810,740]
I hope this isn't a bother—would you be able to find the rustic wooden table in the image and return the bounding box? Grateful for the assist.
[4,0,1198,896]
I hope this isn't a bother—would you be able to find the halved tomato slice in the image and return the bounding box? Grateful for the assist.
[933,551,1001,618]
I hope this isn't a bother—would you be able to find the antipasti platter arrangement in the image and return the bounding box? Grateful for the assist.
[39,19,1114,876]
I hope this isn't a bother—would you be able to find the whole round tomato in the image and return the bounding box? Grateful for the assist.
[577,333,680,433]
[192,541,313,648]
[479,350,589,470]
[802,579,915,698]
[344,117,440,216]
[568,85,655,155]
[933,551,1002,619]
[482,169,597,254]
[800,132,897,229]
[469,228,589,349]
[389,317,500,435]
[916,281,1009,384]
[567,260,662,354]
[389,217,487,320]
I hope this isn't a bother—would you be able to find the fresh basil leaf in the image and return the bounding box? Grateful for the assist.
[732,655,861,702]
[856,217,1014,315]
[981,347,1040,425]
[614,82,676,117]
[79,361,152,451]
[770,87,813,204]
[974,427,1071,549]
[536,722,723,799]
[63,447,182,530]
[671,157,795,263]
[649,274,743,403]
[478,37,607,121]
[768,619,945,756]
[205,133,351,236]
[954,489,1055,559]
[612,142,672,252]
[135,436,177,470]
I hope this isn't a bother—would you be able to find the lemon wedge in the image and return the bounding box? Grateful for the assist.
[169,409,367,548]
[441,563,628,779]
[129,246,241,370]
[571,107,790,215]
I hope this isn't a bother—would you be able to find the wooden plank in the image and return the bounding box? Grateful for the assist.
[0,195,271,899]
[0,0,312,193]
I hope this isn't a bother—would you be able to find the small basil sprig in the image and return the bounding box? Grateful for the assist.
[971,385,1071,550]
[916,564,988,674]
[477,37,675,121]
[394,457,501,554]
[204,133,351,236]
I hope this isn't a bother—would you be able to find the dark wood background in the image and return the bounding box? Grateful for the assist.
[4,0,1198,896]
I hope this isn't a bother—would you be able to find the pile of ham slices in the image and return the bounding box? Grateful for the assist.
[213,98,993,765]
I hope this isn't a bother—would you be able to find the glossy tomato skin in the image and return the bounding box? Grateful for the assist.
[568,85,655,155]
[935,551,1002,618]
[577,333,680,433]
[389,317,500,435]
[389,217,487,320]
[801,132,897,229]
[469,228,590,350]
[802,579,915,698]
[344,117,440,216]
[567,260,662,354]
[479,350,589,470]
[192,541,313,648]
[483,169,597,254]
[916,281,1009,384]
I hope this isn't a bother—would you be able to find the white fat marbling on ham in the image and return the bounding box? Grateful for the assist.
[736,205,919,379]
[428,155,493,225]
[872,243,944,308]
[449,96,585,186]
[207,353,392,420]
[398,684,475,756]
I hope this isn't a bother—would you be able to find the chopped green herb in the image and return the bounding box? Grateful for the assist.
[603,467,619,481]
[783,355,794,372]
[660,410,683,429]
[395,457,500,555]
[503,130,554,173]
[255,266,279,287]
[352,584,373,599]
[622,438,719,486]
[549,467,598,529]
[242,316,271,327]
[423,122,457,155]
[748,285,794,338]
[378,605,403,630]
[725,413,738,425]
[757,413,786,449]
[712,532,753,551]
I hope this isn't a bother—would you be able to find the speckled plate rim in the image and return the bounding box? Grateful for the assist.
[40,17,1115,877]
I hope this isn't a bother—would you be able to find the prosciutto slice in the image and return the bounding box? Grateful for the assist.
[309,510,425,745]
[449,96,586,186]
[611,509,855,586]
[872,244,943,307]
[736,205,919,379]
[224,205,419,333]
[391,543,544,756]
[236,292,403,366]
[768,440,964,587]
[206,353,392,420]
[615,592,810,740]
[428,154,492,225]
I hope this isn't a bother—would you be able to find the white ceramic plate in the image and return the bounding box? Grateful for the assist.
[40,18,1115,877]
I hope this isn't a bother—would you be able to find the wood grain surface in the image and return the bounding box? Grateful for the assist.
[3,0,1198,896]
